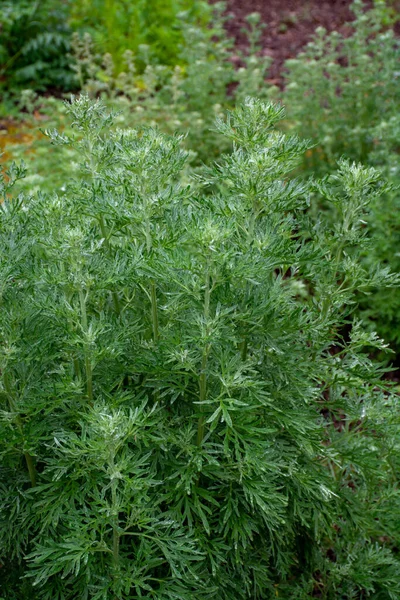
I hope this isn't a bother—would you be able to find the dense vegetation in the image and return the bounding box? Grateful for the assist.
[0,0,209,94]
[1,1,400,598]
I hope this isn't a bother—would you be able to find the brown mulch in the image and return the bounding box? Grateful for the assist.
[211,0,377,84]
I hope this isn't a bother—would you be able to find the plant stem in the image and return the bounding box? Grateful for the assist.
[150,280,159,343]
[144,210,159,344]
[197,263,211,447]
[4,371,37,487]
[145,214,159,345]
[24,452,37,488]
[239,203,258,361]
[196,351,208,447]
[240,337,248,361]
[112,524,120,568]
[73,357,81,379]
[144,210,160,404]
[99,215,121,315]
[79,287,93,404]
[110,451,120,568]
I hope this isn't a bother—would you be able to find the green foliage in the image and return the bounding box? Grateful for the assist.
[0,0,75,92]
[1,96,399,599]
[1,5,272,194]
[357,113,400,346]
[0,0,213,94]
[282,0,400,347]
[0,10,272,202]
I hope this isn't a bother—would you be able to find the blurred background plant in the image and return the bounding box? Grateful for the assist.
[282,0,400,349]
[69,0,211,70]
[283,0,399,174]
[0,0,213,97]
[0,0,74,94]
[69,6,274,164]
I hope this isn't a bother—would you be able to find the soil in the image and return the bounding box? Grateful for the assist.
[211,0,380,84]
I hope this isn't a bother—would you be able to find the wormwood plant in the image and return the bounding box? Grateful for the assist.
[360,114,400,346]
[1,97,399,599]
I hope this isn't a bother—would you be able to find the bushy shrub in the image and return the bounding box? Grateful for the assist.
[1,96,399,599]
[0,0,214,95]
[1,7,272,197]
[359,114,400,346]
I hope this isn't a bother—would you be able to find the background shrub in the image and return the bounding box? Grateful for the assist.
[0,6,273,198]
[0,0,212,96]
[283,0,400,348]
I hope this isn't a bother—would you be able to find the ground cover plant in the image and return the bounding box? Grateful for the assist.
[1,96,400,599]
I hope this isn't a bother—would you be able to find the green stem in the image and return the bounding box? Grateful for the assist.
[99,215,121,315]
[150,280,160,403]
[150,280,159,343]
[24,452,37,488]
[110,452,120,568]
[85,355,93,403]
[247,211,257,244]
[240,337,248,361]
[144,214,159,345]
[239,202,258,358]
[112,525,120,568]
[144,211,160,404]
[79,287,93,404]
[197,265,211,447]
[240,280,250,361]
[73,357,81,379]
[196,352,208,447]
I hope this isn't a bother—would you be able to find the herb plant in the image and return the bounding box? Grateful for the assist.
[1,96,399,599]
[283,0,400,172]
